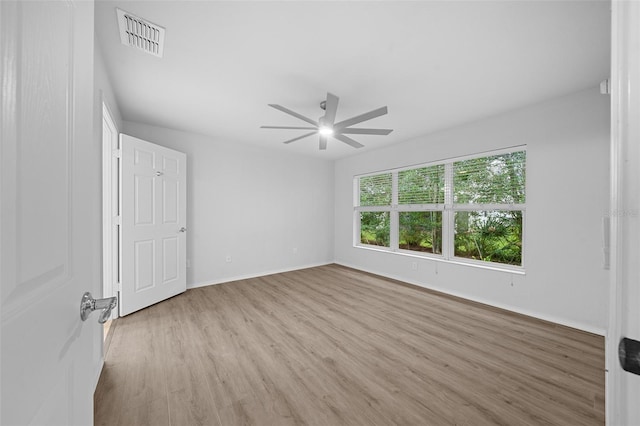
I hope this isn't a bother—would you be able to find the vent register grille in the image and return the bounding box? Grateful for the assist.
[117,9,165,58]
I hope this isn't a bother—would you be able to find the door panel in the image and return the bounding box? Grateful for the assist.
[120,134,187,316]
[135,174,155,225]
[135,240,156,291]
[163,179,179,223]
[1,1,97,425]
[163,237,179,282]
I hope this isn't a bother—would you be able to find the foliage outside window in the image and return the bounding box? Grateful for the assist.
[355,149,526,269]
[399,211,442,254]
[454,210,522,265]
[360,212,390,247]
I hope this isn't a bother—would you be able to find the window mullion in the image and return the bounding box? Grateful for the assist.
[442,163,454,259]
[390,172,399,251]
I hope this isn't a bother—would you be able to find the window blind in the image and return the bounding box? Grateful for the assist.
[359,173,392,206]
[398,165,445,205]
[453,151,526,204]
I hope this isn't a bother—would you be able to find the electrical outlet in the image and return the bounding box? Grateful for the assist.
[411,261,418,271]
[225,255,232,263]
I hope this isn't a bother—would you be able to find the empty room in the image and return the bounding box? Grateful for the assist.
[2,0,640,425]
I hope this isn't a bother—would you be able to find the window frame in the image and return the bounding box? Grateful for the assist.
[353,147,526,272]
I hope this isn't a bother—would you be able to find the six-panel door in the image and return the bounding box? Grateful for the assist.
[119,134,187,316]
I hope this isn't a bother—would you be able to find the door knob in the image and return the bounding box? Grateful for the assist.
[179,227,186,232]
[80,292,117,324]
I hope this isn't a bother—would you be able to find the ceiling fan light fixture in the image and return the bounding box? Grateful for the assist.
[318,126,334,136]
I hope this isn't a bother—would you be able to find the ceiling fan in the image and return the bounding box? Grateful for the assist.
[261,92,392,150]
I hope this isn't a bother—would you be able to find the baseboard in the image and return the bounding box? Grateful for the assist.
[188,261,333,289]
[334,261,606,336]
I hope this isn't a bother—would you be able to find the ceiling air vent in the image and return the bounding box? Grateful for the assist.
[116,8,165,58]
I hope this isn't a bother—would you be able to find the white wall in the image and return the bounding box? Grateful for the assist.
[122,121,335,287]
[94,42,123,130]
[334,87,610,334]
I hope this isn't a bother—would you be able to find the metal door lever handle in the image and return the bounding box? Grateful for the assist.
[80,292,117,324]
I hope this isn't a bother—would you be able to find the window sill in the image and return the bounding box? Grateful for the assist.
[354,244,526,275]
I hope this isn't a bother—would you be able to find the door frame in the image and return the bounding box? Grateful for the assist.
[606,1,640,424]
[102,100,119,326]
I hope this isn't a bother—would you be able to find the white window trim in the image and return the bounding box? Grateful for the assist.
[354,146,526,272]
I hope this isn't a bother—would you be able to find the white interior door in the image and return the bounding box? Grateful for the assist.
[119,134,187,316]
[1,1,98,425]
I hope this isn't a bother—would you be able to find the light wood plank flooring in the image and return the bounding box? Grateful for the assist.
[94,264,604,425]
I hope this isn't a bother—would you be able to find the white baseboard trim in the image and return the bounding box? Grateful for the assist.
[335,261,606,336]
[188,261,333,289]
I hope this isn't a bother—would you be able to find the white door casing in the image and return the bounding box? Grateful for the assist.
[608,1,640,425]
[102,103,119,322]
[119,134,187,316]
[1,1,98,425]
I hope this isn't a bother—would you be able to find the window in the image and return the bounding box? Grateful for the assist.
[354,148,526,269]
[358,173,391,247]
[397,165,444,254]
[452,151,525,266]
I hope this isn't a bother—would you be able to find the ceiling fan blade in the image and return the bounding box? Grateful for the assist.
[319,135,328,150]
[334,134,364,149]
[268,104,318,126]
[334,106,388,130]
[339,128,393,135]
[261,126,317,130]
[323,92,339,126]
[283,132,316,144]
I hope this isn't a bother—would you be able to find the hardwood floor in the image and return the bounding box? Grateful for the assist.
[94,264,604,425]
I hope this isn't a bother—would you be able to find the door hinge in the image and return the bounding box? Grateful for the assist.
[112,149,122,158]
[113,215,121,226]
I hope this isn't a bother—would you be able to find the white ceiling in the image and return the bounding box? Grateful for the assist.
[95,0,610,160]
